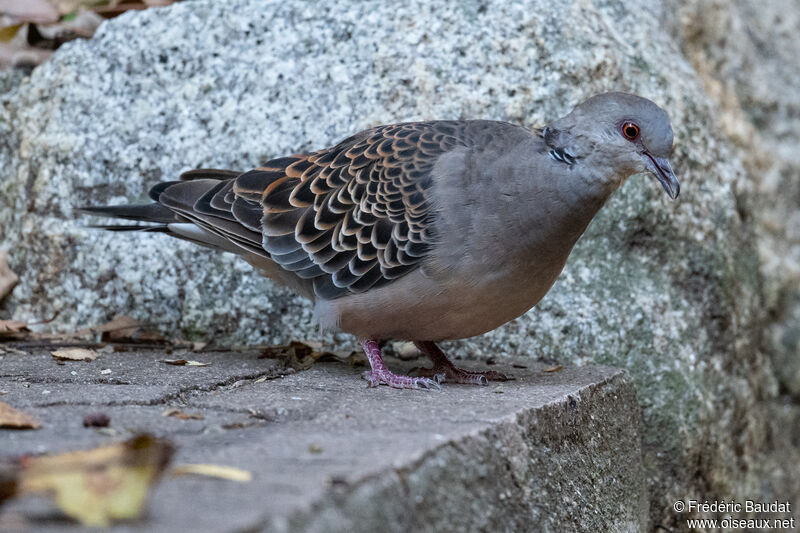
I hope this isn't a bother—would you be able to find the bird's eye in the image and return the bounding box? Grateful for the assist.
[621,121,640,141]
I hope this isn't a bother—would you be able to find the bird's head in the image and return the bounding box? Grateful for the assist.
[551,92,680,199]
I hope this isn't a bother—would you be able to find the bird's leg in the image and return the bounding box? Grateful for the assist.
[360,339,442,390]
[413,341,510,385]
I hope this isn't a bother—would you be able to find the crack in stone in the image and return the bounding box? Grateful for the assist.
[23,367,294,409]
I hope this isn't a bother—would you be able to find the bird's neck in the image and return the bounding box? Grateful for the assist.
[501,151,622,273]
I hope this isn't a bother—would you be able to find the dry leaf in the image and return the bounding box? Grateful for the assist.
[258,340,363,370]
[51,348,98,362]
[0,0,59,23]
[543,365,563,373]
[0,1,180,72]
[82,315,166,344]
[0,402,41,429]
[0,40,52,69]
[0,23,22,43]
[0,320,28,339]
[161,408,203,420]
[160,359,209,367]
[94,315,140,337]
[15,434,173,527]
[82,412,110,428]
[170,464,252,482]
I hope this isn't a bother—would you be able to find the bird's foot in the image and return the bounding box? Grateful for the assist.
[360,338,442,391]
[362,369,443,390]
[410,365,508,386]
[413,341,512,386]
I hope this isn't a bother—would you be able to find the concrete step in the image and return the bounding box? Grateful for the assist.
[0,348,646,532]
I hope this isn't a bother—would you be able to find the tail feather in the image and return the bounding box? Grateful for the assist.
[77,203,177,224]
[78,169,257,256]
[179,168,241,181]
[85,224,169,232]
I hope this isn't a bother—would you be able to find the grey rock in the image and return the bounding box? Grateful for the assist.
[0,0,798,530]
[671,0,800,396]
[0,349,646,533]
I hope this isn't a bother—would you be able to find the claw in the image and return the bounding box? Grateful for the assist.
[415,377,441,390]
[362,370,441,391]
[412,341,511,385]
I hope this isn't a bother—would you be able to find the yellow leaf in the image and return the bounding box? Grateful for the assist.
[0,24,23,43]
[18,435,173,527]
[51,348,98,361]
[0,402,41,429]
[170,464,252,482]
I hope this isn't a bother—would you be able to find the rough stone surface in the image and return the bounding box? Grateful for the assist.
[0,0,798,530]
[671,0,800,400]
[0,350,645,532]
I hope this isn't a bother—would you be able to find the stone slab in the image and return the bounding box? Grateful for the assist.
[0,348,645,532]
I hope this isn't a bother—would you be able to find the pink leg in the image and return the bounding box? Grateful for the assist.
[413,341,510,386]
[361,339,442,390]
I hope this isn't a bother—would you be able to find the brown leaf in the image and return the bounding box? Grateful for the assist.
[0,40,52,69]
[0,458,19,503]
[258,340,364,369]
[0,0,59,23]
[170,464,251,482]
[160,359,209,367]
[82,413,110,428]
[543,365,563,373]
[0,320,29,339]
[16,434,173,527]
[161,408,203,420]
[97,315,139,340]
[51,348,98,362]
[73,315,166,344]
[0,402,41,429]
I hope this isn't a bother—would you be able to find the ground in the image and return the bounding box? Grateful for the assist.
[0,346,645,532]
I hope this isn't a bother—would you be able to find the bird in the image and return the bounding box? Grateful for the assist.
[80,92,679,390]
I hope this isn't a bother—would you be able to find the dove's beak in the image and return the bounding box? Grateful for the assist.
[643,152,680,199]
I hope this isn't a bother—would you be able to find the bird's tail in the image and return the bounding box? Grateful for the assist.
[77,169,244,252]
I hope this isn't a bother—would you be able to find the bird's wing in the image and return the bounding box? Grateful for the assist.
[164,121,472,299]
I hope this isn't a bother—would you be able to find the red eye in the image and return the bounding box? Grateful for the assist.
[621,121,640,140]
